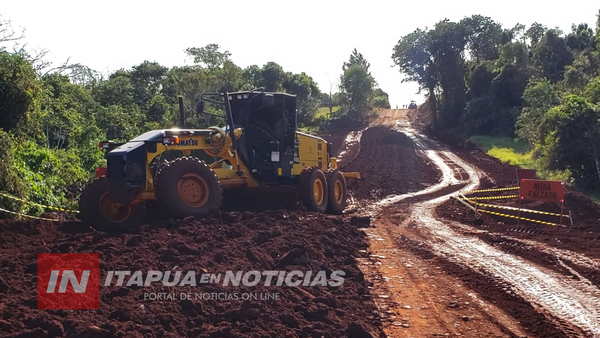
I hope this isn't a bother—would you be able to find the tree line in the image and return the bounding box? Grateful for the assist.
[0,15,389,216]
[393,12,600,192]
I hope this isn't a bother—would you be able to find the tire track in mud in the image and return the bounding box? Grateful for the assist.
[387,121,600,337]
[337,130,365,168]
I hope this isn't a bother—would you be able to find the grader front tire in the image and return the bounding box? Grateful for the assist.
[326,169,347,215]
[79,177,144,232]
[298,167,328,213]
[155,157,223,218]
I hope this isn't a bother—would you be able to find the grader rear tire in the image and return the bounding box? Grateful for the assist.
[298,167,328,213]
[79,177,144,232]
[155,157,223,218]
[326,169,347,215]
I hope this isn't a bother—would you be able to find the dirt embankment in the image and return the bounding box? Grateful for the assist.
[0,211,385,338]
[341,127,439,202]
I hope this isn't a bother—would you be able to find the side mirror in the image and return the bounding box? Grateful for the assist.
[196,100,204,114]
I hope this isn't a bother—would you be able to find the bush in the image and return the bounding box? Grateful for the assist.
[0,131,28,217]
[11,141,90,213]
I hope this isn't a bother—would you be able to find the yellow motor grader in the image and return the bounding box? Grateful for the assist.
[79,90,359,231]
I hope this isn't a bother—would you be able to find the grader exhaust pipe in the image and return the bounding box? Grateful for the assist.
[178,96,186,128]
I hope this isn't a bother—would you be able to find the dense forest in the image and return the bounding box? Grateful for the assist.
[393,11,600,193]
[0,15,389,216]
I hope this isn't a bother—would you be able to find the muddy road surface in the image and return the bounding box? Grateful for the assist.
[339,109,600,337]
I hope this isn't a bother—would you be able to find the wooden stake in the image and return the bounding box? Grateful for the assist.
[517,198,521,226]
[559,202,564,226]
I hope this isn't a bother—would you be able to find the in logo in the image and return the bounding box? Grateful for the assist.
[37,253,99,309]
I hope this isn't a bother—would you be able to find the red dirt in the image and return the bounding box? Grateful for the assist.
[0,211,385,338]
[321,132,348,157]
[341,127,439,201]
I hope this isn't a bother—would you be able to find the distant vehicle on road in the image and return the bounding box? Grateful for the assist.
[408,100,417,109]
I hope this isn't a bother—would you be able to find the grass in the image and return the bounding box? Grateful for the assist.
[469,135,535,168]
[469,135,529,153]
[470,135,600,205]
[316,106,339,119]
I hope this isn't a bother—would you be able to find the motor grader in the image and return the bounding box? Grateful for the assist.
[80,90,360,231]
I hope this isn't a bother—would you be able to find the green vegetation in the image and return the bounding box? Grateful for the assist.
[318,49,391,124]
[486,148,534,168]
[393,11,600,195]
[316,106,340,119]
[469,135,529,153]
[469,136,535,168]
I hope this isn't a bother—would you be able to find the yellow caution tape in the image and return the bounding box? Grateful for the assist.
[475,208,565,227]
[470,195,519,200]
[462,186,520,194]
[457,196,567,227]
[0,206,60,221]
[0,191,79,213]
[467,200,570,218]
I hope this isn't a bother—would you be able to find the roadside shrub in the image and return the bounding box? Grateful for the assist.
[0,131,28,217]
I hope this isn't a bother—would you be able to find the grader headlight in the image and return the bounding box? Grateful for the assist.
[163,136,180,145]
[98,141,110,150]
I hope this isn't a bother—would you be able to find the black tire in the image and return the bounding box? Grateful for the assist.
[79,177,144,232]
[154,157,222,218]
[298,167,328,213]
[326,169,347,215]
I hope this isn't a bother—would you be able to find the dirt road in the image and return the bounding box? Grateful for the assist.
[342,109,600,337]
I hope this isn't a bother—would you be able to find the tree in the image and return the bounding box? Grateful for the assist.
[372,88,391,109]
[343,49,371,72]
[429,20,468,128]
[185,44,231,71]
[92,71,136,107]
[340,65,374,119]
[464,64,494,134]
[260,62,284,91]
[163,66,211,128]
[64,63,99,86]
[566,24,595,51]
[515,79,559,146]
[0,52,39,133]
[596,10,600,44]
[147,95,175,126]
[243,65,263,88]
[0,131,27,213]
[461,15,503,62]
[542,96,600,190]
[217,60,245,92]
[392,28,439,130]
[584,76,600,103]
[283,72,320,125]
[127,61,169,112]
[498,41,530,70]
[40,74,100,149]
[533,30,574,82]
[0,15,24,47]
[561,53,596,93]
[526,22,548,46]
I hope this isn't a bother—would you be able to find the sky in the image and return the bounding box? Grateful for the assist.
[1,0,599,107]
